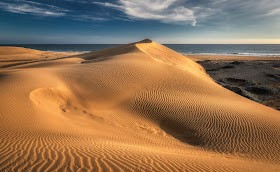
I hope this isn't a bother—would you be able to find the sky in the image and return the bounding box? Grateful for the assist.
[0,0,280,44]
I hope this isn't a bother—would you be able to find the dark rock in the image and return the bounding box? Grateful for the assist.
[230,61,243,65]
[245,86,272,95]
[225,78,249,85]
[221,65,234,69]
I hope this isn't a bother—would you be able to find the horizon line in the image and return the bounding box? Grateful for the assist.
[1,43,280,45]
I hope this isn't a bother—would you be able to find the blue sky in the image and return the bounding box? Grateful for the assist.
[0,0,280,44]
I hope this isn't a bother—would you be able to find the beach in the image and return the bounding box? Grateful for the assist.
[0,40,280,171]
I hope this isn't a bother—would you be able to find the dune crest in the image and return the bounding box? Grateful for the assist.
[1,40,280,171]
[135,40,206,77]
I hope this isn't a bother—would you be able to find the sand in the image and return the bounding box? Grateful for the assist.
[0,46,81,68]
[0,40,280,171]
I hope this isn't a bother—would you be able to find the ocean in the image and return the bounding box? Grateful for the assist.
[2,44,280,56]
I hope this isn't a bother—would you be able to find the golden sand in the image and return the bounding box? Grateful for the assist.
[0,40,280,171]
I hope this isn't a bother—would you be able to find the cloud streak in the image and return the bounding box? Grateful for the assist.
[95,0,280,26]
[208,0,280,17]
[1,0,280,26]
[265,8,280,16]
[95,0,198,26]
[0,0,109,22]
[0,1,67,17]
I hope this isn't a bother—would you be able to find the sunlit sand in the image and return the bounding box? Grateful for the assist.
[0,40,280,171]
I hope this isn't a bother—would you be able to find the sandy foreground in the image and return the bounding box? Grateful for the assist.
[0,40,280,171]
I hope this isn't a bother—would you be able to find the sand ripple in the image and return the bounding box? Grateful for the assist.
[0,40,280,171]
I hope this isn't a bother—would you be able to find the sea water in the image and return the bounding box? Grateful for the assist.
[2,44,280,56]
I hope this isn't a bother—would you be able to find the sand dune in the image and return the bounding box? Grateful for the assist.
[0,46,80,69]
[0,40,280,171]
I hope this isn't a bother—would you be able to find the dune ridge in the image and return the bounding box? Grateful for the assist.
[0,40,280,171]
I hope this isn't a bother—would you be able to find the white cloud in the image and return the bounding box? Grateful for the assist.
[0,1,67,17]
[95,0,197,26]
[93,2,123,9]
[209,0,280,17]
[265,8,280,16]
[73,14,107,21]
[122,0,280,25]
[0,1,110,22]
[2,0,279,26]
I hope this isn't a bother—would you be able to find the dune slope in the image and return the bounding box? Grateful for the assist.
[0,40,280,171]
[0,46,80,69]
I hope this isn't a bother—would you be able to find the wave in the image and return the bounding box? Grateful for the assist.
[183,52,280,56]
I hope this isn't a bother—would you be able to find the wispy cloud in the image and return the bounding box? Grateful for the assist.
[0,1,67,17]
[94,0,198,26]
[208,0,280,17]
[265,8,280,16]
[92,0,280,26]
[93,2,123,9]
[0,0,109,22]
[72,14,107,21]
[1,0,280,26]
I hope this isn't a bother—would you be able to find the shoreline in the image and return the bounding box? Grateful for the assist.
[185,54,280,61]
[2,45,280,59]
